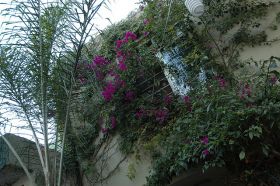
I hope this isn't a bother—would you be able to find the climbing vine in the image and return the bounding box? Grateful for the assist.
[61,0,280,185]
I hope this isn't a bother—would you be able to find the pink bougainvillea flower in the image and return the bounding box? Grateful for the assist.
[143,18,149,25]
[240,83,251,99]
[118,61,127,71]
[164,95,173,105]
[117,50,127,62]
[78,77,87,84]
[183,96,190,104]
[101,127,109,134]
[183,96,192,112]
[116,50,125,57]
[111,116,117,129]
[101,83,116,102]
[202,149,210,156]
[94,70,104,81]
[270,75,278,84]
[244,83,251,96]
[214,76,226,89]
[125,91,135,102]
[155,109,168,124]
[102,91,113,102]
[124,31,137,41]
[143,31,150,37]
[218,77,226,88]
[93,56,108,66]
[135,108,145,119]
[201,136,209,145]
[120,80,126,88]
[86,63,94,70]
[116,39,126,49]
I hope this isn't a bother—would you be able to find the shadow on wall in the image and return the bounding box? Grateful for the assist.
[170,167,243,186]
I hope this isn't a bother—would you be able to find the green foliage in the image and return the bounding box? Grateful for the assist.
[127,163,137,180]
[245,125,262,140]
[239,151,246,160]
[203,0,270,33]
[1,0,109,185]
[146,68,280,185]
[143,134,162,153]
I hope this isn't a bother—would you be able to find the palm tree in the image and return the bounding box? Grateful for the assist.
[0,0,109,185]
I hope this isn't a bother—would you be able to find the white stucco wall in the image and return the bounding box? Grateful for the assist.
[12,172,36,186]
[81,133,151,186]
[94,154,150,186]
[238,4,280,60]
[209,3,280,78]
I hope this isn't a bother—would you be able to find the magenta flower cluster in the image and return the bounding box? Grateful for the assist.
[102,83,116,102]
[200,136,209,157]
[89,55,111,82]
[184,96,190,103]
[124,31,137,41]
[164,95,173,105]
[90,56,125,102]
[78,77,87,84]
[143,19,149,25]
[215,76,226,89]
[116,31,137,49]
[118,61,127,71]
[135,108,145,119]
[219,78,226,88]
[125,91,135,102]
[143,31,150,37]
[200,136,209,145]
[93,55,109,66]
[116,40,126,49]
[216,77,226,89]
[101,127,109,134]
[183,96,192,112]
[155,109,168,124]
[93,30,173,134]
[202,149,210,156]
[95,70,104,81]
[93,31,138,102]
[239,83,251,99]
[115,31,138,71]
[270,75,278,84]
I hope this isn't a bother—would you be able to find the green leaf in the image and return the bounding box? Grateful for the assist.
[262,147,268,157]
[239,151,245,160]
[249,132,253,140]
[206,103,212,113]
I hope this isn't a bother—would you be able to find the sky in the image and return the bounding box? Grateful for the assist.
[0,0,140,32]
[0,0,140,141]
[95,0,140,29]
